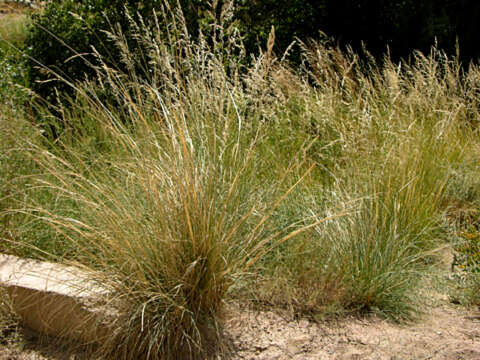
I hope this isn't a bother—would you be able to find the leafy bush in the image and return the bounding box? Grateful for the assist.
[24,0,217,106]
[450,232,480,306]
[24,0,153,103]
[454,229,480,273]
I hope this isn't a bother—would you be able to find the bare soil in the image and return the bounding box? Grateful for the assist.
[0,247,479,359]
[224,304,480,360]
[223,247,480,359]
[0,297,478,360]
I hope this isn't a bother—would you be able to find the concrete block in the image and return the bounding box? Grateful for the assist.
[0,254,112,344]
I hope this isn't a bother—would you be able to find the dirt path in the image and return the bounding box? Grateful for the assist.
[224,305,480,360]
[0,301,478,360]
[0,244,477,359]
[1,252,479,359]
[223,250,480,359]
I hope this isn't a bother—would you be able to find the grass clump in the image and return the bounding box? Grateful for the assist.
[247,43,477,320]
[256,144,448,319]
[8,11,316,359]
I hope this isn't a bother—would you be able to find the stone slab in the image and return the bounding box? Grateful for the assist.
[0,254,112,344]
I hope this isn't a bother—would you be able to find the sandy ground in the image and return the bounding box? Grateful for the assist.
[0,300,478,360]
[224,305,480,360]
[0,248,478,359]
[222,250,480,360]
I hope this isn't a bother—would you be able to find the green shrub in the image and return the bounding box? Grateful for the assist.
[24,0,216,107]
[18,22,317,357]
[454,228,480,273]
[234,0,461,62]
[24,0,150,103]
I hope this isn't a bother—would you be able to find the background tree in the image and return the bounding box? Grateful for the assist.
[236,0,468,63]
[454,0,480,62]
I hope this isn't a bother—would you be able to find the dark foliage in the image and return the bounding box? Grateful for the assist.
[235,0,476,64]
[24,0,480,110]
[24,0,211,105]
